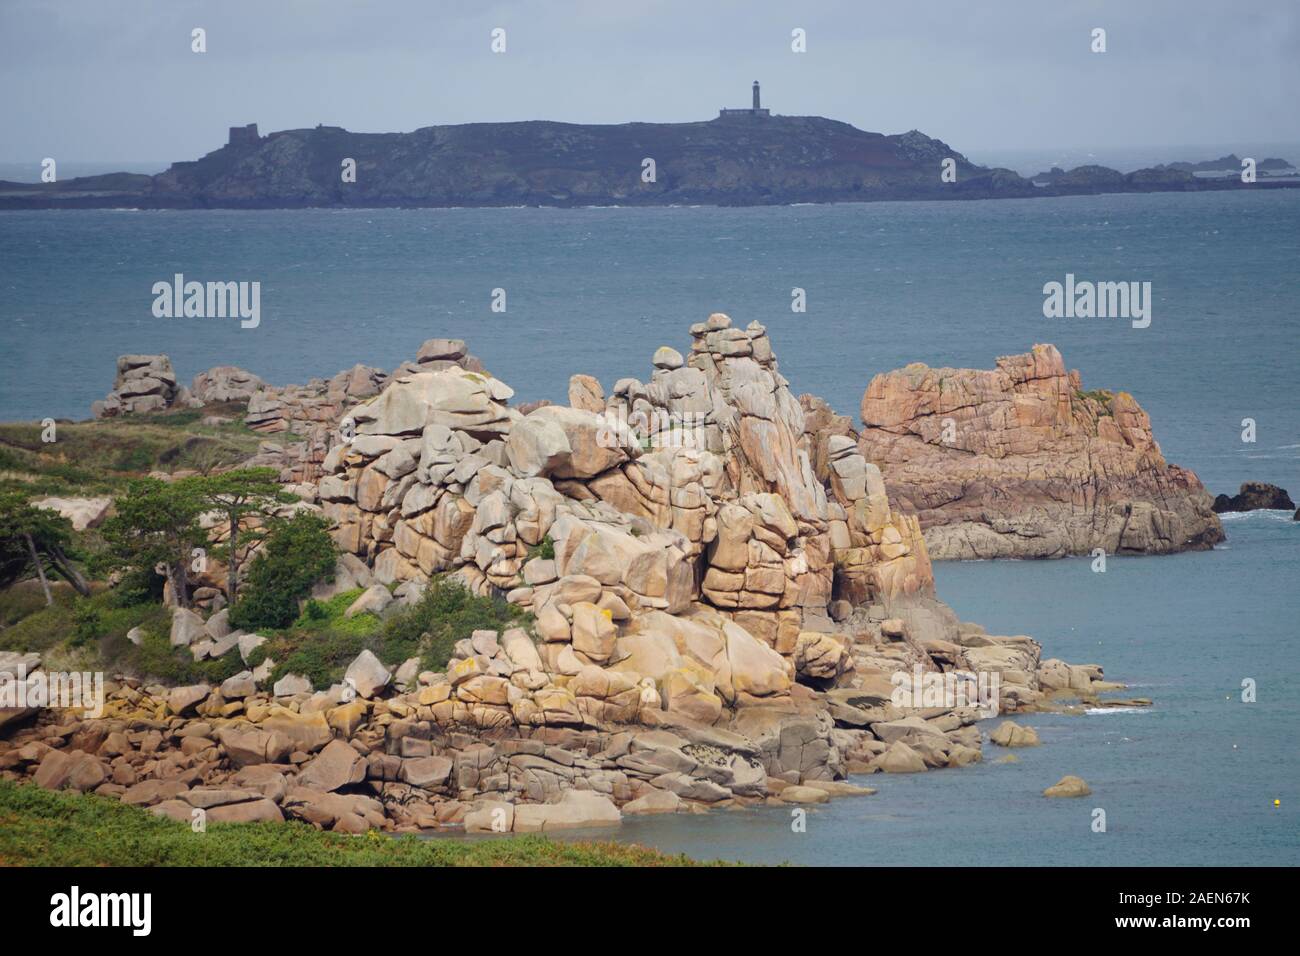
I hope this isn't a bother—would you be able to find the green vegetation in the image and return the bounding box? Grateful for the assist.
[100,477,208,609]
[227,511,337,631]
[111,623,247,685]
[247,575,533,687]
[194,467,294,601]
[0,405,264,497]
[385,575,532,672]
[0,581,235,683]
[0,491,90,601]
[1075,388,1114,406]
[0,780,707,867]
[526,534,555,562]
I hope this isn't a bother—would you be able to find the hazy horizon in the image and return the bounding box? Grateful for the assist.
[3,0,1298,166]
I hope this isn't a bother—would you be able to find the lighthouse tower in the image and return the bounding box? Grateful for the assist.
[718,81,772,119]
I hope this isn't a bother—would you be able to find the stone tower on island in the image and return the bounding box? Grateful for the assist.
[719,81,771,119]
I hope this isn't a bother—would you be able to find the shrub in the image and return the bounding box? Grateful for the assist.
[228,512,337,631]
[70,601,101,647]
[110,624,245,685]
[244,588,380,688]
[243,576,533,687]
[526,535,555,562]
[379,575,532,672]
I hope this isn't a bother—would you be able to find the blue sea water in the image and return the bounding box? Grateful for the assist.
[1,191,1296,865]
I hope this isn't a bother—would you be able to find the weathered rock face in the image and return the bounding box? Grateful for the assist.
[92,355,195,418]
[319,314,934,656]
[1213,482,1295,513]
[857,344,1224,559]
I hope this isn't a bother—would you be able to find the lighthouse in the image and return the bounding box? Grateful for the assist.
[718,81,772,119]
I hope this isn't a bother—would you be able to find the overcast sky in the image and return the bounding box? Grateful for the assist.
[2,0,1298,164]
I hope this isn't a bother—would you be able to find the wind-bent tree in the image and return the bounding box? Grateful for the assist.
[194,468,293,601]
[0,492,91,603]
[101,478,206,608]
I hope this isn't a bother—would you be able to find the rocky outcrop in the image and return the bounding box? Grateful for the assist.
[91,355,196,418]
[857,345,1224,559]
[1213,482,1295,513]
[13,313,1140,833]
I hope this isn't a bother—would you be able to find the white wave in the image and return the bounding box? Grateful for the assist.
[1085,706,1149,715]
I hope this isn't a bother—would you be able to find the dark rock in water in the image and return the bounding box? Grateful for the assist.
[1212,482,1296,513]
[1293,508,1299,522]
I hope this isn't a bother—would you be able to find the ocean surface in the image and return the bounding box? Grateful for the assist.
[1,191,1296,865]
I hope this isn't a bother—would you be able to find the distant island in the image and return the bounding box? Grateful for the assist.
[3,84,1297,209]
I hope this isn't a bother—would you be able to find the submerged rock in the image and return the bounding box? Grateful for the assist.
[1044,775,1092,798]
[1213,482,1295,513]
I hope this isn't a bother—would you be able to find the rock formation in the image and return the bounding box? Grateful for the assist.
[1212,482,1295,513]
[857,344,1224,559]
[92,354,196,418]
[9,315,1138,834]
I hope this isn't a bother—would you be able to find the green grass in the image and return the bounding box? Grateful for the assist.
[0,405,266,497]
[0,780,711,867]
[0,584,241,683]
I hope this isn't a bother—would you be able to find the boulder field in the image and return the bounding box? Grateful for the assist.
[857,344,1224,559]
[5,315,1140,834]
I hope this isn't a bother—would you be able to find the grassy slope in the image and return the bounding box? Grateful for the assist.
[0,780,709,867]
[0,404,269,497]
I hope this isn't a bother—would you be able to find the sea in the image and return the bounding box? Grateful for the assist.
[0,189,1296,865]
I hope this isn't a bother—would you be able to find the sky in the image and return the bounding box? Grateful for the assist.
[2,0,1298,165]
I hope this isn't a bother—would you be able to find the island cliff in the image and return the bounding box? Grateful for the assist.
[857,345,1224,560]
[3,115,1294,210]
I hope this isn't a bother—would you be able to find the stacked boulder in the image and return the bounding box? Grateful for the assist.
[91,354,195,418]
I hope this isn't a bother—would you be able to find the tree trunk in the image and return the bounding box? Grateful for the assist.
[24,533,52,606]
[228,512,239,602]
[176,559,190,609]
[47,545,91,597]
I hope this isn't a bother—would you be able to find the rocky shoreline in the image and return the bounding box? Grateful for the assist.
[3,315,1163,834]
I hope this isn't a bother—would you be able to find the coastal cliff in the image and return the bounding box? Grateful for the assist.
[0,315,1135,834]
[2,117,1293,210]
[857,345,1224,560]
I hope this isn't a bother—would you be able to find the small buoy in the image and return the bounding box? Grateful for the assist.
[1274,799,1281,808]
